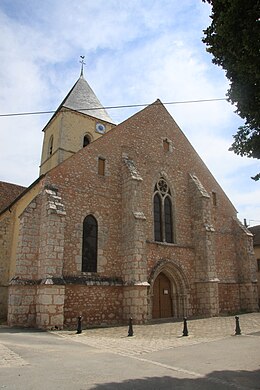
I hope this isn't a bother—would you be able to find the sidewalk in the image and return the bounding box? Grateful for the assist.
[54,312,260,357]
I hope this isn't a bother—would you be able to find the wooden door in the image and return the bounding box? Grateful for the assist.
[152,273,173,318]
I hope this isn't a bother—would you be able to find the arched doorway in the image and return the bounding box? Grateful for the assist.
[150,260,190,320]
[152,273,173,318]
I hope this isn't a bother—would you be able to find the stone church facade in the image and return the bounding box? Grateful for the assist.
[0,72,258,329]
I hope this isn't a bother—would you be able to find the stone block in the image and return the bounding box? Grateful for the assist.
[38,295,52,305]
[53,295,65,305]
[129,290,139,298]
[37,313,49,327]
[50,314,64,326]
[23,295,35,305]
[16,305,29,314]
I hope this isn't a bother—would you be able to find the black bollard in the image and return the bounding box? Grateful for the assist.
[128,317,134,337]
[76,315,82,334]
[182,317,189,337]
[235,316,241,335]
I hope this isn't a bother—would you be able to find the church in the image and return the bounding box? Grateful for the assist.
[0,68,258,329]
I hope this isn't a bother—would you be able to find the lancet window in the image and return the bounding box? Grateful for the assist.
[153,178,174,243]
[82,215,98,272]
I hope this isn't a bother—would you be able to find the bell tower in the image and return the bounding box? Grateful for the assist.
[39,59,115,176]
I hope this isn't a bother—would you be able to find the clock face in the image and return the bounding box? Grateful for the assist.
[96,123,106,134]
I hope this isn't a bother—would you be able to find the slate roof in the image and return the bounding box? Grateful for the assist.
[248,225,260,246]
[42,74,114,132]
[59,75,113,123]
[0,181,26,213]
[43,74,114,131]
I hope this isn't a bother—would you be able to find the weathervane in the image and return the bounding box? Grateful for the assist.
[80,55,86,76]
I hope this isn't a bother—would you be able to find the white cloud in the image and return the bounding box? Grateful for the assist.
[0,0,258,223]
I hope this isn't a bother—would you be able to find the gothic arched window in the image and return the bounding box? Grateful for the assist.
[153,178,174,243]
[82,215,98,272]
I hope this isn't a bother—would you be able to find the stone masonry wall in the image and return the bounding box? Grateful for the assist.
[122,286,149,324]
[218,283,240,314]
[8,184,67,329]
[189,174,219,316]
[0,213,13,319]
[121,154,147,283]
[37,186,66,279]
[36,284,65,329]
[121,153,149,323]
[64,285,123,328]
[8,284,37,327]
[233,219,258,312]
[15,197,41,279]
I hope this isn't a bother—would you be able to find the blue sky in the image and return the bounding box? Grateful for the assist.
[0,0,259,226]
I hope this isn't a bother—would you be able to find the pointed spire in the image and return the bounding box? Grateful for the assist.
[79,56,86,77]
[42,58,114,129]
[60,65,113,122]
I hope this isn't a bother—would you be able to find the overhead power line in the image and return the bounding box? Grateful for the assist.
[0,97,227,118]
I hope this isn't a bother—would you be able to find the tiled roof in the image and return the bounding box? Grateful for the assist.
[248,225,260,246]
[0,181,26,213]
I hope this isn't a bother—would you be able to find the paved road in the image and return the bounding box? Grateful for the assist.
[0,313,260,389]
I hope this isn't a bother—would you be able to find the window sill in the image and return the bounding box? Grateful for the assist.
[146,239,176,247]
[146,240,194,249]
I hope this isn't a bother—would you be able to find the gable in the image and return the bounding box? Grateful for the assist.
[43,99,237,218]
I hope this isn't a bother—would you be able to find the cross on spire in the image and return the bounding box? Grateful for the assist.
[80,56,86,77]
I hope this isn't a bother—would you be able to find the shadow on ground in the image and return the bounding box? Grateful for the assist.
[89,369,260,390]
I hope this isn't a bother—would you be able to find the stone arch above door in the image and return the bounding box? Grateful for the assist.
[148,259,190,319]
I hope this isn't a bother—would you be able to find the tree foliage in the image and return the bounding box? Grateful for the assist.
[202,0,260,179]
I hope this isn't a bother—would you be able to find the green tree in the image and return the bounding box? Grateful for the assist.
[202,0,260,180]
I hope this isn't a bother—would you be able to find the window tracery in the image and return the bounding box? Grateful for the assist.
[153,178,174,243]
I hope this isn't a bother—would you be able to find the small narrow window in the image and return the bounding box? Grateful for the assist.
[82,215,98,272]
[163,139,170,152]
[212,191,217,206]
[257,259,260,272]
[48,135,54,156]
[164,196,173,243]
[83,135,90,147]
[98,157,105,176]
